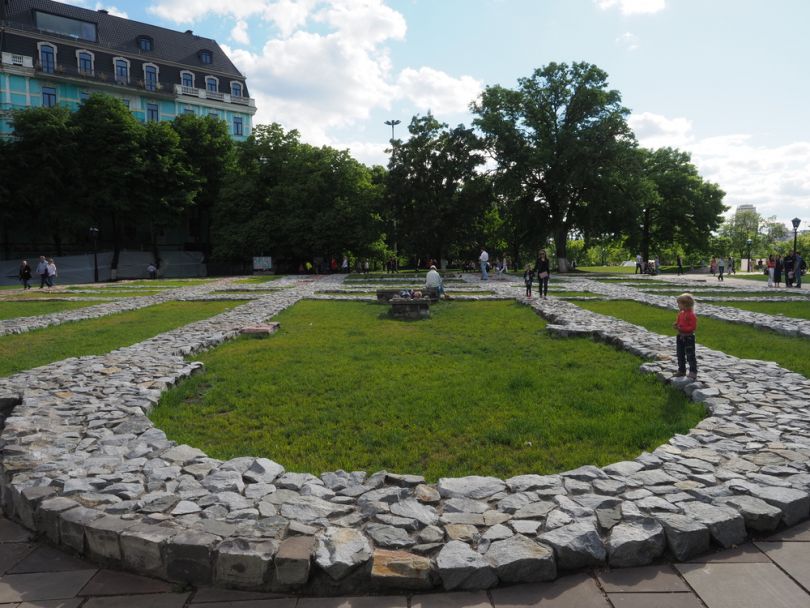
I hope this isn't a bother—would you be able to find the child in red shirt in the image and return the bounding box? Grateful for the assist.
[673,293,698,379]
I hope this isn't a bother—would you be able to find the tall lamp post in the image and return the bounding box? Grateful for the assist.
[89,227,99,283]
[384,119,401,263]
[792,217,801,254]
[746,238,752,272]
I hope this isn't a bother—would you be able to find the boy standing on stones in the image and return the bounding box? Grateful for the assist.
[673,293,698,380]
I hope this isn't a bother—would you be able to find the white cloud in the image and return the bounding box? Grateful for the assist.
[631,111,810,221]
[230,20,250,45]
[629,111,694,149]
[396,67,482,115]
[147,0,275,23]
[616,32,640,51]
[596,0,665,15]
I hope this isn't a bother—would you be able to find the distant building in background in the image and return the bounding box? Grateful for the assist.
[0,0,255,140]
[735,204,757,214]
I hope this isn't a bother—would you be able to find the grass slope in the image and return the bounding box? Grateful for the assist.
[0,300,245,377]
[575,300,810,378]
[152,300,702,480]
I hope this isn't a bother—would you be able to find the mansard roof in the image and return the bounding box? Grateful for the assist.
[2,0,245,79]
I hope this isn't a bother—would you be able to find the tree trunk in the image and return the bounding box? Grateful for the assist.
[110,213,120,276]
[554,225,569,272]
[640,207,651,264]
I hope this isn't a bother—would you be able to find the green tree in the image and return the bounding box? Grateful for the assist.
[136,121,200,265]
[10,106,80,255]
[71,94,143,271]
[719,208,760,261]
[387,114,492,263]
[624,147,726,262]
[473,62,634,271]
[171,114,233,257]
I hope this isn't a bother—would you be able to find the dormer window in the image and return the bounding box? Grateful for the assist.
[137,36,153,52]
[199,50,213,65]
[230,82,243,98]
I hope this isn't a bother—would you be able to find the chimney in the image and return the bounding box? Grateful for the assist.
[185,29,193,35]
[97,9,108,14]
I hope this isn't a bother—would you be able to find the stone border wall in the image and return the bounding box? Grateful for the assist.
[1,275,809,595]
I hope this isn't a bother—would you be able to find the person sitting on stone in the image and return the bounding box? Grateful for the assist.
[425,265,446,299]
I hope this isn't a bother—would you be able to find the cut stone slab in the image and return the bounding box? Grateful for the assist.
[539,521,606,570]
[437,476,506,500]
[436,540,498,590]
[715,495,782,532]
[370,549,433,590]
[58,506,104,553]
[315,527,372,581]
[164,530,220,585]
[366,523,416,549]
[390,499,439,527]
[85,515,137,561]
[215,538,277,588]
[279,495,354,523]
[240,323,280,337]
[607,519,666,567]
[244,458,285,484]
[485,534,556,583]
[747,485,810,526]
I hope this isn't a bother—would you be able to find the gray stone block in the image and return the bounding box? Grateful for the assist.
[607,518,666,567]
[85,515,138,562]
[164,530,221,584]
[748,485,810,526]
[36,496,79,544]
[655,513,710,560]
[58,505,104,552]
[485,534,556,583]
[215,537,277,588]
[715,495,782,532]
[680,501,746,548]
[12,485,56,530]
[539,521,606,569]
[371,549,433,590]
[275,535,316,585]
[315,527,372,581]
[436,540,498,590]
[121,523,177,578]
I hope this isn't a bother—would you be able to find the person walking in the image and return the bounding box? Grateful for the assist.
[709,256,717,277]
[36,256,49,288]
[535,249,551,299]
[766,255,776,287]
[795,251,804,289]
[784,253,795,288]
[717,256,725,281]
[46,258,57,288]
[19,260,32,289]
[479,247,489,280]
[728,256,735,275]
[673,293,698,380]
[523,265,534,298]
[635,253,643,274]
[676,255,683,276]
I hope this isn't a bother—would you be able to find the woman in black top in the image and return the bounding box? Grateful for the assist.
[535,250,551,299]
[19,260,32,290]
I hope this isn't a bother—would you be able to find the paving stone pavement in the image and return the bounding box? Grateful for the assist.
[4,514,810,606]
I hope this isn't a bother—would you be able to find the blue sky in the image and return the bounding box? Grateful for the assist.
[63,0,810,227]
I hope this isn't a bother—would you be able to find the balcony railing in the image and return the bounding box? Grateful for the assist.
[32,61,174,96]
[1,52,34,68]
[173,84,255,108]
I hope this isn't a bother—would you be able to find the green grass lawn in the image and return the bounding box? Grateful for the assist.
[733,273,769,282]
[0,300,246,377]
[574,300,810,378]
[236,276,286,284]
[637,289,808,299]
[152,300,703,480]
[717,301,810,320]
[0,300,103,320]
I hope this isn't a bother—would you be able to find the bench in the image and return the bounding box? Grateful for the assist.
[389,297,430,319]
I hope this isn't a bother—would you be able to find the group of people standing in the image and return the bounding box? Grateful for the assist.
[477,249,510,280]
[18,256,57,289]
[709,256,735,281]
[523,250,551,299]
[765,251,805,288]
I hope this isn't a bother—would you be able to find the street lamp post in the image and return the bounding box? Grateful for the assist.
[384,119,401,262]
[746,238,752,272]
[792,217,801,255]
[89,227,99,283]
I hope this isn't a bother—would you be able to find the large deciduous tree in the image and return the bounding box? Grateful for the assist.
[387,114,492,263]
[473,62,634,270]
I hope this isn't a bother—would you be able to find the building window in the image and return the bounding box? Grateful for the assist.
[233,116,243,136]
[77,50,93,75]
[143,64,158,91]
[146,103,159,122]
[39,43,56,73]
[79,90,90,103]
[199,50,213,65]
[137,36,153,52]
[205,77,218,93]
[180,71,194,88]
[230,82,243,98]
[42,86,56,107]
[114,58,130,84]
